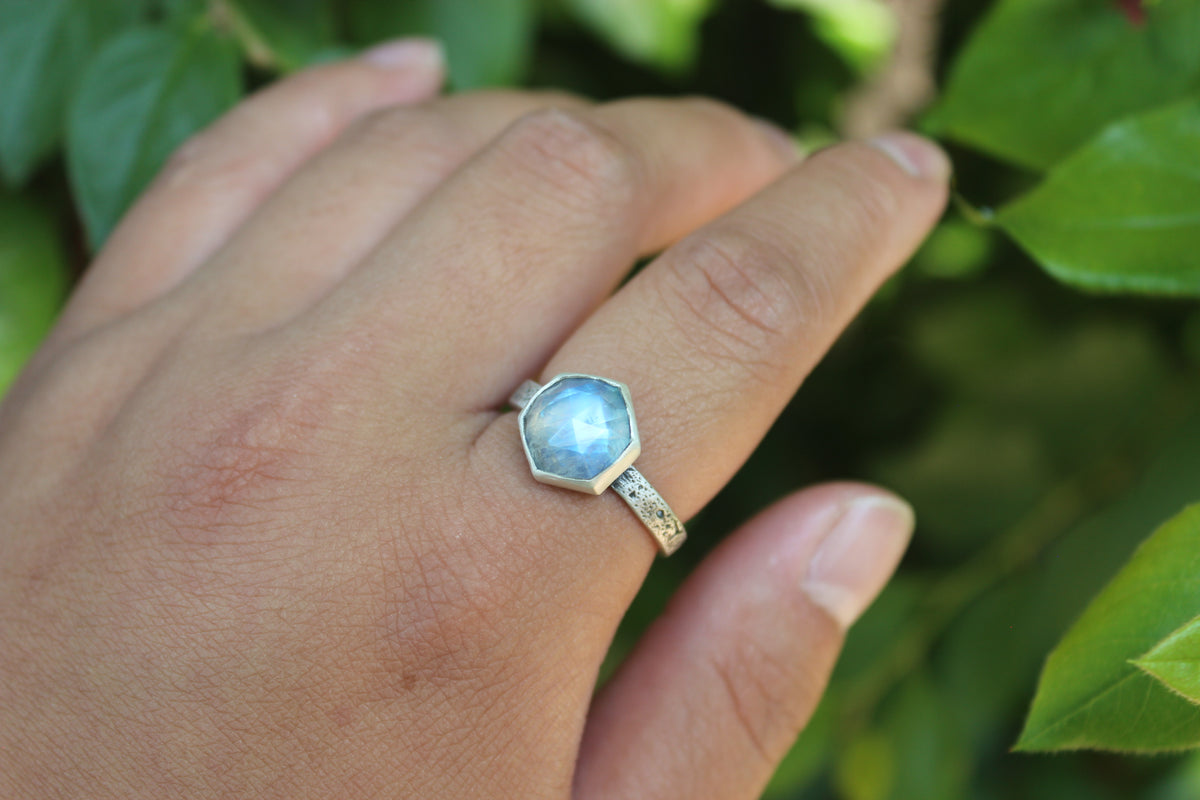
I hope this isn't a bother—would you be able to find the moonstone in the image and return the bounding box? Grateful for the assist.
[523,377,632,481]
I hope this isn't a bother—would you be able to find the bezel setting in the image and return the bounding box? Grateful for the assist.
[517,373,641,495]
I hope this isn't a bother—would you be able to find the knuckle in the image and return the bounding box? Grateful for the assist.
[160,402,319,539]
[659,227,821,379]
[259,68,355,143]
[848,166,902,239]
[156,129,265,197]
[499,108,641,210]
[677,94,745,126]
[0,328,147,466]
[153,348,360,541]
[346,105,461,167]
[679,94,737,114]
[460,88,586,110]
[352,104,429,142]
[158,131,218,187]
[813,148,905,246]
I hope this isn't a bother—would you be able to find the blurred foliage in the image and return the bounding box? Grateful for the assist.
[559,0,714,72]
[1,0,1199,797]
[768,0,896,71]
[930,0,1200,170]
[0,192,68,390]
[68,22,242,245]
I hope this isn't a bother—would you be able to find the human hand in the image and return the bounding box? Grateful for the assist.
[0,39,948,799]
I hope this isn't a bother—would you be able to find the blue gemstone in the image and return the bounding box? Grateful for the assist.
[523,377,632,481]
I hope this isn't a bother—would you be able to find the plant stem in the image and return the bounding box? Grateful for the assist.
[208,0,287,72]
[952,190,995,226]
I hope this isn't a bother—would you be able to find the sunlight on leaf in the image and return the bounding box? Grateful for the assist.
[1135,616,1200,706]
[768,0,896,71]
[834,728,894,800]
[998,99,1200,296]
[1017,504,1200,752]
[931,0,1200,170]
[563,0,714,72]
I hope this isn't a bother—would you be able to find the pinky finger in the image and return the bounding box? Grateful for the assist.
[50,38,445,347]
[573,484,914,800]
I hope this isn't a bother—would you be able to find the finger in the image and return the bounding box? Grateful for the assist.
[574,484,914,800]
[309,99,801,407]
[189,90,590,332]
[51,39,445,346]
[510,133,947,568]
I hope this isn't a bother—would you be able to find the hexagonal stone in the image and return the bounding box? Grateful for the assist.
[523,376,633,482]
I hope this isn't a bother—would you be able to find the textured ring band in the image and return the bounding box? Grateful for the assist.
[510,375,686,556]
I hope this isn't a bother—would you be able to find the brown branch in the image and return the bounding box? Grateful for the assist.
[838,0,945,138]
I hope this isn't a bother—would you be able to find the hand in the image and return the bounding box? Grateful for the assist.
[0,39,948,799]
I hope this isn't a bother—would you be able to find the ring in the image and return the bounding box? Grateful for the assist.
[509,374,686,556]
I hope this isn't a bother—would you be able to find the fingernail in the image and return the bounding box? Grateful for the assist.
[801,495,915,629]
[752,117,804,163]
[361,38,445,72]
[868,131,951,181]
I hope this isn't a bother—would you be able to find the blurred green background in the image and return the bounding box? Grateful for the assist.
[3,0,1200,797]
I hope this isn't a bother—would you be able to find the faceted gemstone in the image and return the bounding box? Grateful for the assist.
[523,377,632,481]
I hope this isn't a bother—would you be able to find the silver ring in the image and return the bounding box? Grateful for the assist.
[509,374,686,556]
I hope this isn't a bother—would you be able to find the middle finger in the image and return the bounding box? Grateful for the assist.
[308,97,800,410]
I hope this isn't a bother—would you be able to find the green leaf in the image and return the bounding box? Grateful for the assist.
[996,99,1200,296]
[1016,504,1200,752]
[66,23,241,249]
[0,193,69,395]
[563,0,714,72]
[931,0,1200,170]
[0,0,140,185]
[1135,615,1200,705]
[349,0,534,88]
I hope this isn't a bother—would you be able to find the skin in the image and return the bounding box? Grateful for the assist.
[0,40,948,799]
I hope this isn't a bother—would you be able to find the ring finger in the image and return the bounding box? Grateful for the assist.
[184,90,590,332]
[473,132,948,604]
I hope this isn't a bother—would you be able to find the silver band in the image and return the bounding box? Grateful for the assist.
[610,467,687,555]
[508,380,542,412]
[510,379,686,556]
